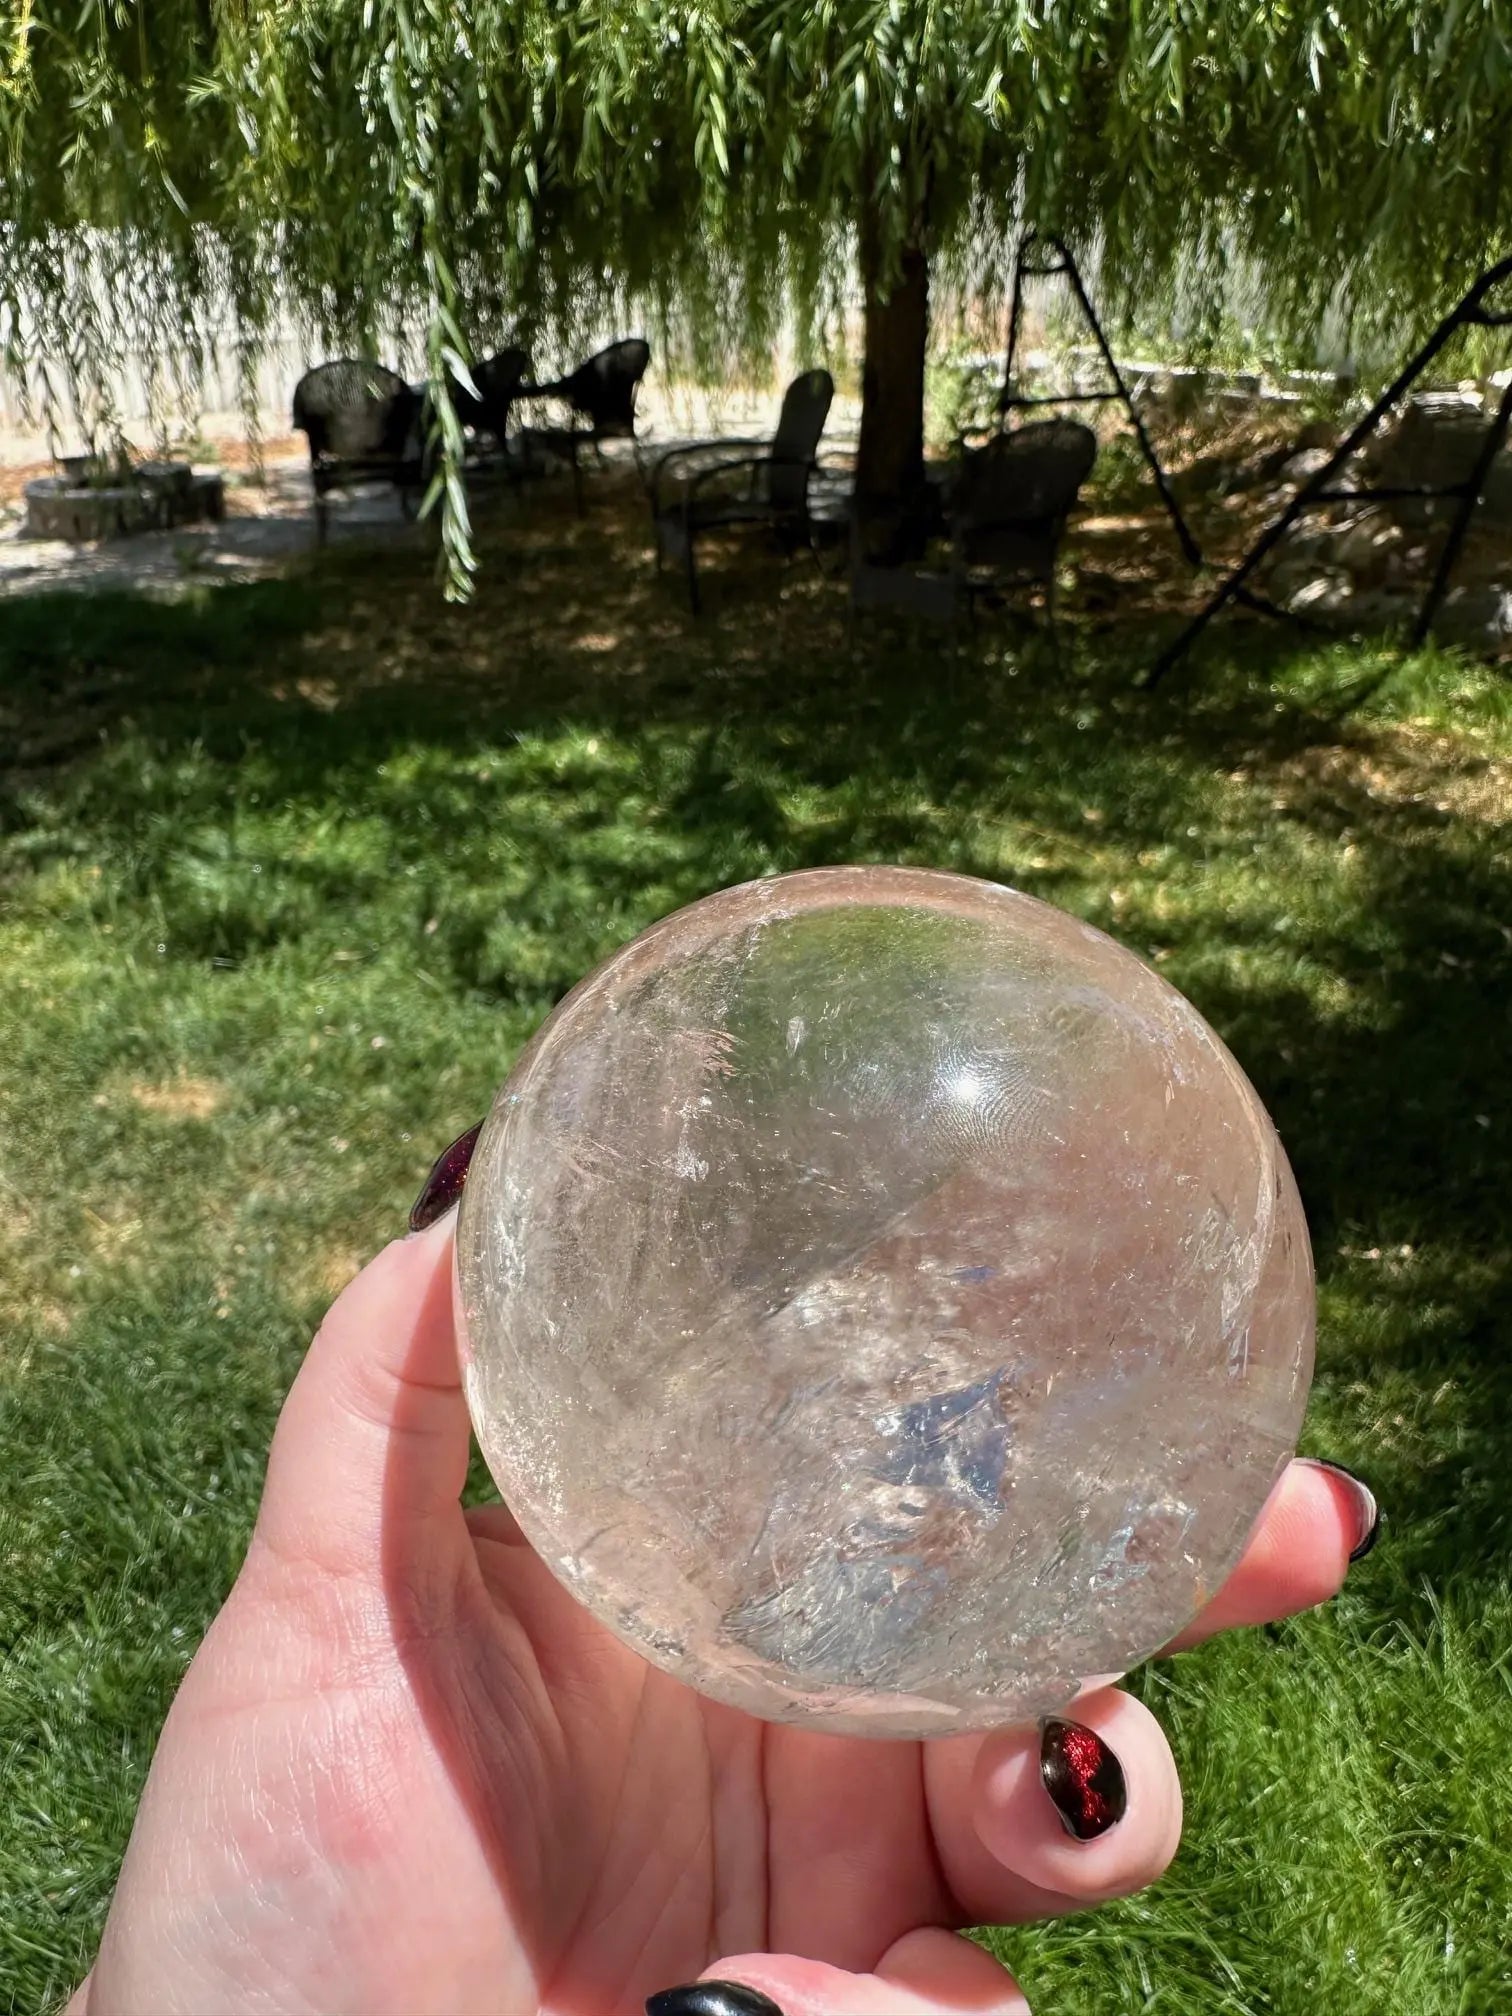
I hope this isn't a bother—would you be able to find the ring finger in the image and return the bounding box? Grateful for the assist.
[925,1686,1182,1927]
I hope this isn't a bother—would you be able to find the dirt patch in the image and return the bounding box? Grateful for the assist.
[1275,725,1512,830]
[0,1220,72,1358]
[129,1074,227,1120]
[318,1248,364,1296]
[0,458,54,509]
[282,1242,367,1315]
[0,1298,70,1365]
[84,1201,143,1262]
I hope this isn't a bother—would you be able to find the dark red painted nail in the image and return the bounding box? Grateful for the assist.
[1040,1717,1127,1840]
[646,1987,784,2016]
[409,1121,482,1232]
[1301,1459,1381,1562]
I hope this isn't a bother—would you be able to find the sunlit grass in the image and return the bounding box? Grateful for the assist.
[2,489,1510,2012]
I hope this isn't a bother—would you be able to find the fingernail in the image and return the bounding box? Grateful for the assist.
[409,1121,483,1232]
[1040,1717,1127,1840]
[645,1987,784,2016]
[1301,1458,1381,1562]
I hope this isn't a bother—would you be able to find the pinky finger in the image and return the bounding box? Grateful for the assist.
[1162,1456,1378,1653]
[649,1931,1030,2014]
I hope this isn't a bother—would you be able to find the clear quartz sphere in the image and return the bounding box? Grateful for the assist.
[456,867,1314,1737]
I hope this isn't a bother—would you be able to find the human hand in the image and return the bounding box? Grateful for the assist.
[72,1139,1377,2016]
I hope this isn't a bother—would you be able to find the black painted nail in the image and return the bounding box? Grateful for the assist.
[1040,1716,1128,1840]
[1303,1458,1382,1562]
[646,1986,784,2016]
[409,1121,483,1232]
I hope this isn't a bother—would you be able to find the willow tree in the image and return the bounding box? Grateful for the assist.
[3,2,1511,584]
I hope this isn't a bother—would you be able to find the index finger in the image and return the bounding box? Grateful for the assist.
[252,1208,469,1581]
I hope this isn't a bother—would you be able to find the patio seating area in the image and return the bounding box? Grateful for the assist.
[286,333,1104,627]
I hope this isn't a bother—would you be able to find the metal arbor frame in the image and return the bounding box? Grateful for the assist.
[991,231,1206,570]
[1147,253,1512,688]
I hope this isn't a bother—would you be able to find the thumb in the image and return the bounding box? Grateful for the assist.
[251,1206,471,1579]
[650,1931,1029,2015]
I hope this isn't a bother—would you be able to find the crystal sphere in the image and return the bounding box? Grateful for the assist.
[456,867,1314,1737]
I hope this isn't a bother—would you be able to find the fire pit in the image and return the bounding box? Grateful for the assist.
[23,457,225,542]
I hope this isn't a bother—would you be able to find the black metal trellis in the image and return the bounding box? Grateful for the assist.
[990,231,1206,570]
[1146,253,1512,688]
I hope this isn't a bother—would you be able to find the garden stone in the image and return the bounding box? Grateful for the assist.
[1368,394,1512,527]
[1329,510,1402,578]
[1279,446,1334,487]
[1284,570,1354,620]
[1429,585,1512,650]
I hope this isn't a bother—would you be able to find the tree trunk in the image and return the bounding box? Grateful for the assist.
[855,201,931,565]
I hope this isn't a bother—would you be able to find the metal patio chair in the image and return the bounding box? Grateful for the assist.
[291,360,425,543]
[849,418,1097,635]
[452,346,532,458]
[517,338,652,505]
[649,368,836,613]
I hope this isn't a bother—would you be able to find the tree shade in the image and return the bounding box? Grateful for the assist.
[3,2,1510,586]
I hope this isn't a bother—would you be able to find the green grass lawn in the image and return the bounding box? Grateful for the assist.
[2,489,1510,2013]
